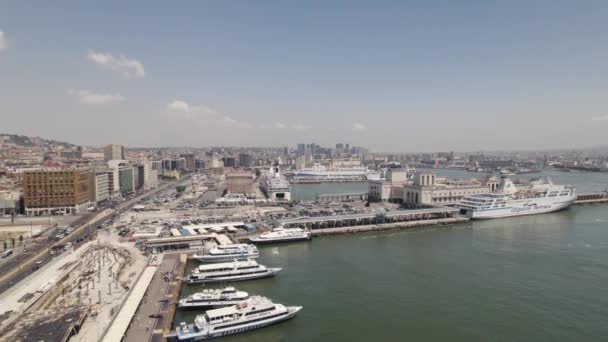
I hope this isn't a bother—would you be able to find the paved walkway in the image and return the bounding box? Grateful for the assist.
[102,256,160,342]
[123,253,187,342]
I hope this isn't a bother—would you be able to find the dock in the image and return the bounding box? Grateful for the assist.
[315,192,368,202]
[122,253,187,342]
[574,192,608,204]
[278,207,460,229]
[310,217,469,236]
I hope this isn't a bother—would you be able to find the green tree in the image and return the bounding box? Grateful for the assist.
[11,238,15,247]
[176,185,186,193]
[19,235,24,244]
[3,241,6,250]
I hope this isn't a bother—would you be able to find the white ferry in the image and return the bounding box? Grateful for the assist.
[186,260,281,284]
[178,287,249,308]
[458,177,576,219]
[250,227,311,244]
[166,296,302,341]
[192,244,259,263]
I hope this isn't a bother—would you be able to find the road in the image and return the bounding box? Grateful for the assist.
[0,179,184,295]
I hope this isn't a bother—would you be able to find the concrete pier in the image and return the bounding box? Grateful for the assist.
[310,217,469,236]
[574,192,608,204]
[279,207,460,230]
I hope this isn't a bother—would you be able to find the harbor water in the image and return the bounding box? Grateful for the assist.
[175,172,608,341]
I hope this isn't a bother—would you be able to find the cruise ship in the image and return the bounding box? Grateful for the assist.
[292,163,369,180]
[260,166,291,201]
[166,296,302,341]
[192,244,259,263]
[178,287,249,308]
[186,260,281,284]
[250,227,311,244]
[458,177,576,219]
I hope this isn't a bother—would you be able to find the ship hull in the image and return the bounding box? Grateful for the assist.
[462,197,575,219]
[249,236,311,244]
[186,269,281,284]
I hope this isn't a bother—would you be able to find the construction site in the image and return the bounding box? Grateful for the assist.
[0,238,148,342]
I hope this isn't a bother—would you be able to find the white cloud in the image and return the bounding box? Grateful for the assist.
[591,115,608,121]
[67,89,126,105]
[167,100,191,113]
[87,50,145,78]
[0,30,7,50]
[274,122,286,129]
[291,123,310,131]
[353,122,367,131]
[223,116,237,124]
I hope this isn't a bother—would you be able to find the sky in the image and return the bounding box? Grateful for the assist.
[1,0,607,152]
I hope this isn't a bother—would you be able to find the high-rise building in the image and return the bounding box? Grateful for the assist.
[90,170,110,203]
[118,167,134,195]
[195,159,206,170]
[104,144,126,161]
[239,153,252,168]
[297,144,306,155]
[180,153,195,171]
[223,157,237,168]
[23,169,92,215]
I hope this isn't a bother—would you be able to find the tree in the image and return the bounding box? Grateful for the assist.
[3,241,6,250]
[19,235,24,244]
[176,185,186,193]
[11,238,15,247]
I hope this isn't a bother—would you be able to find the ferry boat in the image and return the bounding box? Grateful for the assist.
[458,177,576,219]
[250,227,311,244]
[166,296,302,341]
[192,244,259,263]
[186,260,281,284]
[178,287,249,308]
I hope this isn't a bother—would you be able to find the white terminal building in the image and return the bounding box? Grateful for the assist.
[403,172,499,206]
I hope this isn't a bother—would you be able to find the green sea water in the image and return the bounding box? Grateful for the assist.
[175,172,608,341]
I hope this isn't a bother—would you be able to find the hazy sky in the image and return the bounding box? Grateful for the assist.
[1,0,607,152]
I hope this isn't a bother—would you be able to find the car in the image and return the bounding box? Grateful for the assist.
[148,313,163,318]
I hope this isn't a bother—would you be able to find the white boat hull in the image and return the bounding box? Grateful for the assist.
[169,306,302,341]
[463,197,575,219]
[193,253,259,263]
[187,268,281,284]
[250,235,311,244]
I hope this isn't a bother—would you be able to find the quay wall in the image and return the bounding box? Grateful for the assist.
[310,217,469,237]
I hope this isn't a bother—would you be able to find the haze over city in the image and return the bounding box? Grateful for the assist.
[1,0,608,152]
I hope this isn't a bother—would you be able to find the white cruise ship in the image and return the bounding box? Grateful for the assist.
[250,227,311,244]
[166,296,302,341]
[292,163,368,180]
[192,244,259,263]
[178,287,249,308]
[458,177,576,219]
[260,166,291,201]
[186,260,281,284]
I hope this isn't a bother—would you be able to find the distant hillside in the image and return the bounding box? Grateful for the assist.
[0,133,77,148]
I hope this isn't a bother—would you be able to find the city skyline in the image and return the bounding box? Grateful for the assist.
[1,1,608,152]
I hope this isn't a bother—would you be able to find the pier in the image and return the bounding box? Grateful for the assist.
[574,192,608,204]
[315,192,368,202]
[279,207,460,230]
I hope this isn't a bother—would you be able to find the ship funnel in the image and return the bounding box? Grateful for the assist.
[499,177,518,194]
